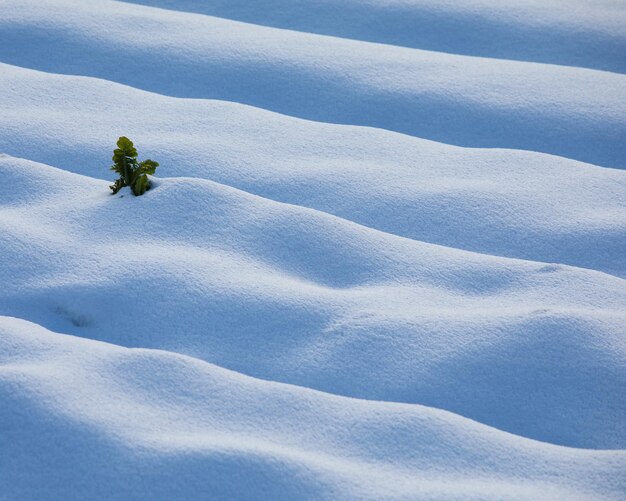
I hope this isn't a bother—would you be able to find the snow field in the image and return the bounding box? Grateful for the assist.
[1,0,625,498]
[1,0,626,167]
[1,316,625,500]
[1,155,625,450]
[1,64,625,277]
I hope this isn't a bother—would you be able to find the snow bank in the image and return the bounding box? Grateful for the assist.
[125,0,626,73]
[2,64,625,277]
[1,316,625,500]
[1,0,625,497]
[1,155,624,449]
[1,0,625,167]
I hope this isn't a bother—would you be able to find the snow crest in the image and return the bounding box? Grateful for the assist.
[1,0,625,499]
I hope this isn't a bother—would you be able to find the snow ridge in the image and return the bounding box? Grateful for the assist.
[124,0,626,73]
[1,0,625,499]
[2,64,625,277]
[2,316,625,500]
[1,0,625,167]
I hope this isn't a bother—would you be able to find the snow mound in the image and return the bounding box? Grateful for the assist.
[123,0,626,73]
[1,155,625,450]
[1,1,625,167]
[1,0,625,497]
[2,64,626,277]
[1,316,625,500]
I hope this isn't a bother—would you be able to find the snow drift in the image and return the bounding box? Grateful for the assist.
[1,0,626,167]
[1,0,625,499]
[2,316,625,500]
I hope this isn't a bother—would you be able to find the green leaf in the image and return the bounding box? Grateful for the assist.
[138,159,158,175]
[116,136,137,157]
[108,136,158,196]
[132,173,150,196]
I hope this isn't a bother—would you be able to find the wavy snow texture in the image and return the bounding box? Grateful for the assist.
[1,155,625,451]
[0,0,625,168]
[1,316,625,500]
[1,63,625,278]
[1,0,626,498]
[123,0,626,73]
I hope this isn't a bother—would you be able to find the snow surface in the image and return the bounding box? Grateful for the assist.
[2,0,626,168]
[1,0,625,499]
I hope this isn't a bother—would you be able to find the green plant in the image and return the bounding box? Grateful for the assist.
[109,136,159,196]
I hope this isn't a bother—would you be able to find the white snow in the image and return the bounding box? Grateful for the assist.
[1,0,626,167]
[0,0,625,499]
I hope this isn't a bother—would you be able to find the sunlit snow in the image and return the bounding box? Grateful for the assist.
[1,1,625,499]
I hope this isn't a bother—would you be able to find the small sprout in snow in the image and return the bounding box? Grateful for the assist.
[109,136,159,196]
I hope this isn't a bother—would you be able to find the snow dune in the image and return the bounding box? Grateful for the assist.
[1,155,625,451]
[1,0,626,498]
[1,316,625,500]
[125,0,626,73]
[2,64,625,277]
[1,0,625,168]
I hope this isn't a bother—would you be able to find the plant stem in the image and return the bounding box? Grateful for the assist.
[123,155,129,185]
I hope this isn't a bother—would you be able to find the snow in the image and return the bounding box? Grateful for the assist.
[1,0,625,499]
[3,316,625,500]
[1,0,626,168]
[122,0,626,73]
